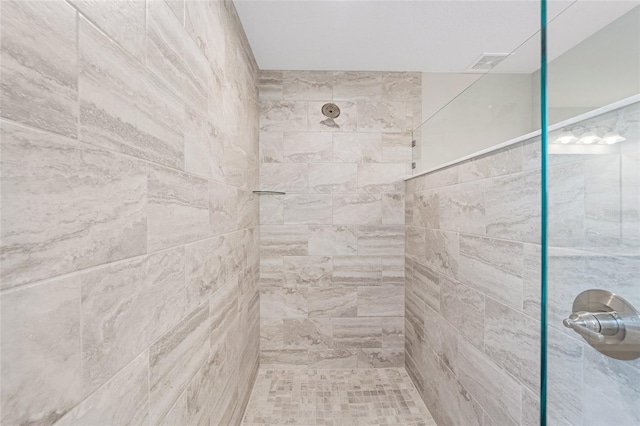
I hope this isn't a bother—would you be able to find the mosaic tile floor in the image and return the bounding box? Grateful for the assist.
[242,368,436,426]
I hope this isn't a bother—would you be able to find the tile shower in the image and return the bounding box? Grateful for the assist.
[257,70,421,370]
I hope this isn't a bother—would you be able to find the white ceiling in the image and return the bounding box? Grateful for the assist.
[233,0,639,73]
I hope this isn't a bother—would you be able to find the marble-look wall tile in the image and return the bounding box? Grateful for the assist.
[357,163,406,193]
[412,262,440,312]
[260,195,284,225]
[70,0,145,57]
[309,349,358,368]
[484,170,541,243]
[79,18,184,170]
[458,145,523,183]
[455,337,522,426]
[56,352,149,426]
[382,73,421,102]
[382,317,405,347]
[484,298,539,391]
[459,235,523,310]
[333,132,383,163]
[358,225,404,255]
[423,229,459,280]
[0,276,82,426]
[283,131,333,163]
[358,349,404,368]
[357,102,409,132]
[209,182,237,235]
[382,193,405,225]
[258,71,283,101]
[0,121,147,289]
[1,1,78,137]
[308,287,358,317]
[184,108,214,179]
[260,319,284,350]
[283,256,333,287]
[333,194,382,225]
[149,303,210,423]
[261,287,308,318]
[382,133,413,163]
[382,256,404,285]
[406,226,426,264]
[283,194,333,225]
[260,350,309,369]
[332,256,382,286]
[260,163,308,193]
[357,286,404,317]
[260,101,307,131]
[440,277,485,348]
[333,318,383,348]
[237,189,259,229]
[309,225,358,255]
[283,71,332,101]
[147,164,209,252]
[184,237,224,310]
[283,318,333,349]
[260,225,309,256]
[308,163,358,193]
[259,131,284,163]
[333,72,383,101]
[308,100,358,132]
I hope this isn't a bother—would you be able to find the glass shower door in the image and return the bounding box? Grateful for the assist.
[543,3,640,425]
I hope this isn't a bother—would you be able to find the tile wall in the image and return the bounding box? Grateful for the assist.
[404,102,640,425]
[0,1,260,424]
[257,71,421,369]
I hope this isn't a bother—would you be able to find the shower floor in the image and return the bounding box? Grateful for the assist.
[241,368,436,426]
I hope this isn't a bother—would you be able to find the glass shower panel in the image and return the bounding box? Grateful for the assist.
[544,4,640,425]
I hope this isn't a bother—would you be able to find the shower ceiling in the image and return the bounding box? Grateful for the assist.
[234,0,638,73]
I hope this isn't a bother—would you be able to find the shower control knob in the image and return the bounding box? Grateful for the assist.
[562,289,640,360]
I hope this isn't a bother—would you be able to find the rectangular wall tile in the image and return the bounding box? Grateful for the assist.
[357,286,404,317]
[0,276,82,425]
[260,225,309,256]
[147,164,209,252]
[358,349,404,368]
[283,131,332,162]
[423,229,459,279]
[260,287,308,318]
[283,318,332,349]
[0,121,147,289]
[357,163,406,193]
[358,225,404,255]
[283,71,332,101]
[333,194,382,225]
[440,277,485,348]
[333,318,383,348]
[57,352,149,426]
[283,256,333,287]
[308,163,357,193]
[149,303,210,423]
[260,163,308,193]
[332,256,382,286]
[309,350,358,368]
[260,101,307,131]
[309,225,357,255]
[1,1,78,137]
[308,287,357,317]
[459,235,523,310]
[79,18,184,170]
[283,194,333,225]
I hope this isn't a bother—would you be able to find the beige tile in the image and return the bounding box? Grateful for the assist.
[382,317,405,348]
[308,350,358,368]
[309,225,358,255]
[332,318,382,348]
[147,164,209,252]
[260,350,309,369]
[283,256,333,287]
[149,303,210,423]
[79,17,184,170]
[333,72,383,101]
[0,121,147,289]
[260,101,307,131]
[57,352,149,425]
[1,1,78,137]
[209,181,238,235]
[283,71,332,101]
[357,286,404,317]
[382,133,412,163]
[308,287,357,317]
[406,226,426,264]
[357,163,406,193]
[260,319,283,350]
[333,133,382,163]
[237,189,259,229]
[382,72,421,102]
[283,318,332,349]
[357,102,409,132]
[70,0,145,57]
[184,0,225,77]
[184,237,225,310]
[357,225,404,256]
[332,256,382,286]
[158,391,188,426]
[80,258,150,395]
[333,194,382,225]
[260,287,308,318]
[260,163,308,193]
[260,225,309,256]
[308,163,358,193]
[258,71,283,101]
[259,131,284,163]
[283,194,333,225]
[440,276,485,348]
[259,194,284,225]
[283,131,333,163]
[0,276,82,425]
[382,256,404,285]
[382,193,405,225]
[184,108,214,179]
[358,349,404,368]
[423,228,459,280]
